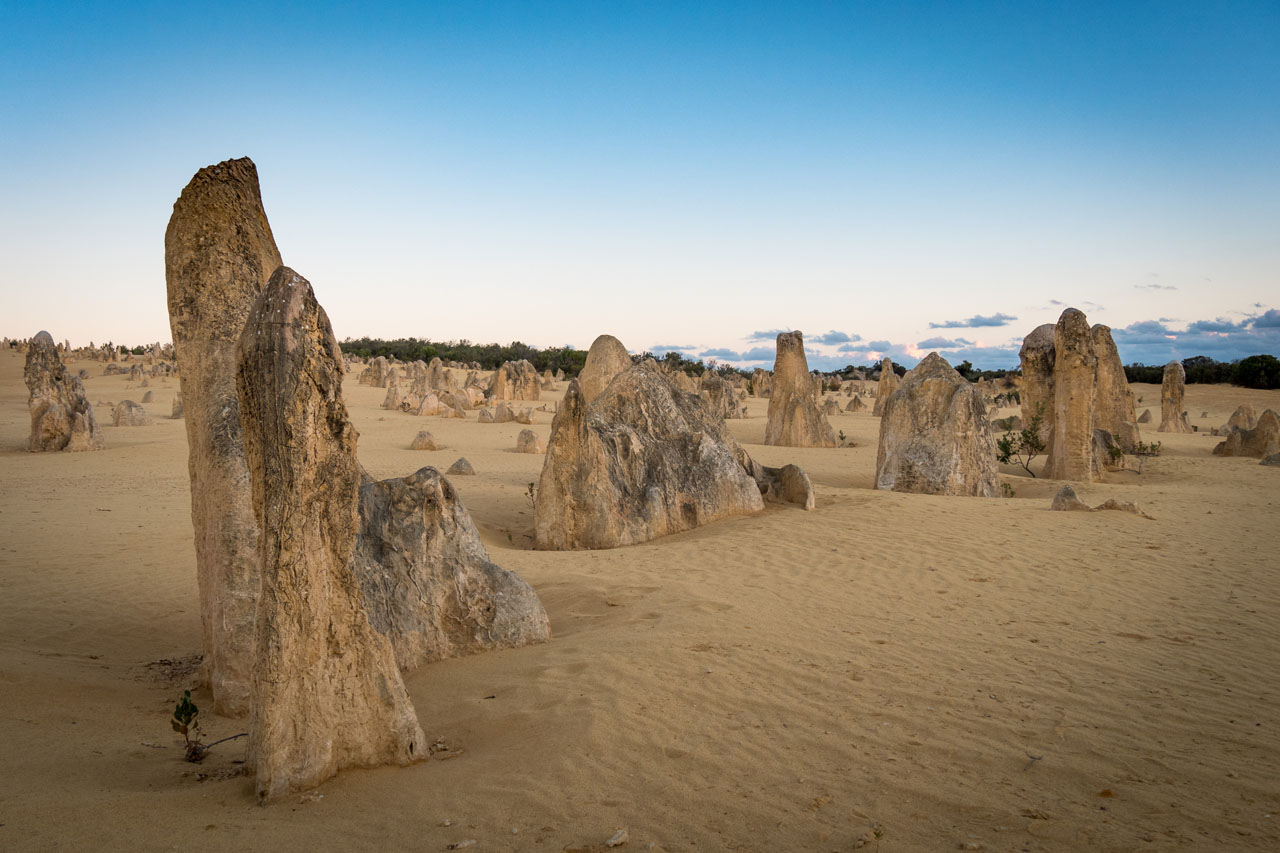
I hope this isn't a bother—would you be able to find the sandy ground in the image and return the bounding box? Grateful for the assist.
[1,349,1278,852]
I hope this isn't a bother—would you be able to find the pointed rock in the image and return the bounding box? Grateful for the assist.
[1157,361,1192,433]
[165,157,281,714]
[236,266,425,803]
[874,353,1000,496]
[764,332,836,447]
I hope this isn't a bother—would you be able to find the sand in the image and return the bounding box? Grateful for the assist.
[1,351,1278,851]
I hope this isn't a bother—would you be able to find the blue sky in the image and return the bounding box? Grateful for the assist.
[2,1,1277,370]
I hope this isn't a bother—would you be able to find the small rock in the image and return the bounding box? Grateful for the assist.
[605,828,629,847]
[446,841,476,850]
[446,457,476,475]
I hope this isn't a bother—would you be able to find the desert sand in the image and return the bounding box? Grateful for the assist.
[1,349,1277,851]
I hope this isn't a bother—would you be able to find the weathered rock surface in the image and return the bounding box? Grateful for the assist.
[750,368,772,398]
[171,393,184,419]
[351,466,550,671]
[1049,485,1153,519]
[488,360,541,402]
[237,266,424,803]
[24,331,104,452]
[165,157,280,714]
[1226,404,1258,432]
[874,353,1000,497]
[1137,408,1152,424]
[872,358,901,417]
[1091,325,1140,451]
[1158,361,1192,433]
[515,428,544,454]
[446,457,475,475]
[535,365,765,549]
[1042,310,1100,482]
[734,450,816,511]
[1019,324,1056,444]
[764,332,836,447]
[409,430,438,451]
[701,373,743,420]
[112,400,153,426]
[1212,410,1280,458]
[577,334,632,404]
[1260,452,1280,467]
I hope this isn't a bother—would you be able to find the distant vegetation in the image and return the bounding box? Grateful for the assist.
[1123,354,1280,390]
[338,337,588,376]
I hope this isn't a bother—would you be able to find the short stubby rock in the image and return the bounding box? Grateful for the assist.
[535,365,765,549]
[515,428,544,454]
[874,353,1000,497]
[409,430,438,451]
[351,466,550,671]
[112,400,153,427]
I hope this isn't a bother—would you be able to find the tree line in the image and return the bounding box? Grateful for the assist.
[1123,354,1280,389]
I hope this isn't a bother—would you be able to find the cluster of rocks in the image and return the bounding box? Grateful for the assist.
[165,158,550,801]
[1211,405,1280,458]
[534,335,815,550]
[1018,309,1143,482]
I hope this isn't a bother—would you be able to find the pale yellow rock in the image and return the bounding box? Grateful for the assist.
[764,332,836,447]
[165,157,281,715]
[237,266,425,804]
[578,334,632,404]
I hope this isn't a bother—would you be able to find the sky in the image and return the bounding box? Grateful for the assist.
[1,1,1277,371]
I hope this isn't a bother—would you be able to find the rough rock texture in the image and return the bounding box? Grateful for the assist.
[734,450,816,511]
[1260,452,1280,467]
[171,393,184,419]
[874,353,1000,497]
[409,431,438,451]
[488,360,541,402]
[446,457,475,475]
[1158,361,1192,434]
[1049,484,1093,512]
[1212,410,1280,458]
[535,365,765,549]
[1137,408,1152,424]
[872,359,901,417]
[515,428,544,454]
[764,332,836,447]
[1092,428,1125,473]
[165,157,281,715]
[1049,485,1153,519]
[750,368,772,398]
[577,334,633,404]
[352,467,549,670]
[1042,310,1100,482]
[112,400,153,426]
[701,373,743,420]
[236,266,425,803]
[1226,404,1259,432]
[1091,325,1141,451]
[1019,324,1056,445]
[24,331,104,452]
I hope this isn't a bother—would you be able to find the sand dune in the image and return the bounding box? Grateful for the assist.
[1,351,1277,851]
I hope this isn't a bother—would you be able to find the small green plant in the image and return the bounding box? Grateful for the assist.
[996,402,1047,477]
[1108,444,1124,464]
[838,429,846,445]
[171,690,202,760]
[170,690,247,763]
[1001,482,1015,498]
[1129,439,1162,474]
